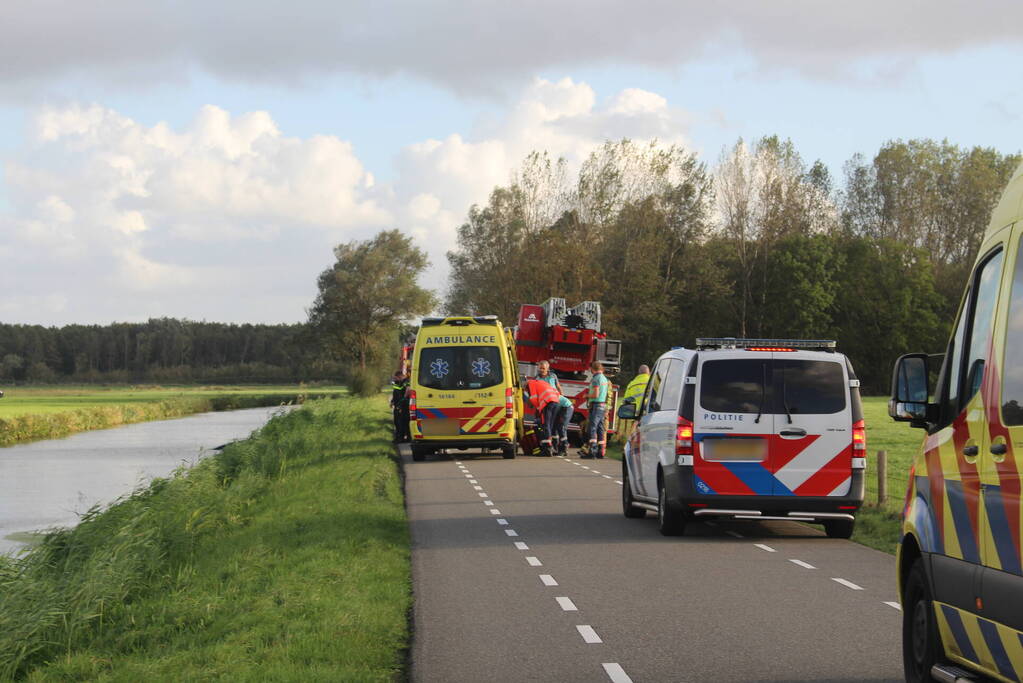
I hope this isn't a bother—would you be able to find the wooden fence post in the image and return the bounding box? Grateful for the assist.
[877,450,888,506]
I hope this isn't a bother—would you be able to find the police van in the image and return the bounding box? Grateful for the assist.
[409,316,523,461]
[617,338,866,538]
[889,161,1023,682]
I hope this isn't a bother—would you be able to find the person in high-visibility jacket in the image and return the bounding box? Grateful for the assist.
[617,364,650,442]
[525,375,561,457]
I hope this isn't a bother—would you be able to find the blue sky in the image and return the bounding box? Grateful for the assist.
[0,1,1020,325]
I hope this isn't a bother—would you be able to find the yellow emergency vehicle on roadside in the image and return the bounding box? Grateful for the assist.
[409,315,524,461]
[890,161,1023,682]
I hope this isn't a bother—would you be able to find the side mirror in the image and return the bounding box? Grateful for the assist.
[617,402,637,420]
[889,353,932,427]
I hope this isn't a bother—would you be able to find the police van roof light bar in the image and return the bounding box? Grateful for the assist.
[695,338,837,352]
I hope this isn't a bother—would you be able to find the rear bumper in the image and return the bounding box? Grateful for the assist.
[413,437,513,451]
[662,464,865,518]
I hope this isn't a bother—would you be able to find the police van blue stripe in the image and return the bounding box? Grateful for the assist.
[982,486,1023,575]
[944,480,981,564]
[941,605,980,664]
[721,462,788,496]
[979,617,1018,681]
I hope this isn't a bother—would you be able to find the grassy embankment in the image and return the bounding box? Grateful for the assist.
[608,396,920,554]
[0,395,409,682]
[0,385,347,447]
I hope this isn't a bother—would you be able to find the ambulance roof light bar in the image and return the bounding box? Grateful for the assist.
[695,338,837,352]
[421,315,499,327]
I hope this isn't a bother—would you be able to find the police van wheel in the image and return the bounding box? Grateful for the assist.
[903,561,941,683]
[411,446,427,462]
[657,476,687,536]
[622,463,645,518]
[824,519,854,539]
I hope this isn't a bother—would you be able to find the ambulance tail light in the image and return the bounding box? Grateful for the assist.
[505,387,515,418]
[675,416,694,457]
[852,419,866,452]
[409,390,417,420]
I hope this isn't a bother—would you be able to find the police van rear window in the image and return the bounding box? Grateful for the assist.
[418,346,503,390]
[699,359,846,415]
[773,360,846,415]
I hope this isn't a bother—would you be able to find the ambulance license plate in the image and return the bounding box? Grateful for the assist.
[702,438,766,462]
[420,419,462,436]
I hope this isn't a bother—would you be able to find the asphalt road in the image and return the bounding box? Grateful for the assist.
[405,447,903,683]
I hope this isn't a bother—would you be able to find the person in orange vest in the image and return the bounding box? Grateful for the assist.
[525,375,561,457]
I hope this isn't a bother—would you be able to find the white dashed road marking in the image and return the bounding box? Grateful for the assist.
[526,556,542,567]
[726,531,743,538]
[497,518,509,525]
[490,509,501,515]
[615,480,623,485]
[832,578,864,590]
[484,500,494,506]
[754,543,776,553]
[505,529,519,537]
[603,475,613,479]
[514,542,529,550]
[556,597,578,612]
[473,485,483,491]
[789,559,816,569]
[478,492,489,497]
[602,663,634,683]
[540,574,558,586]
[577,625,603,644]
[885,601,902,610]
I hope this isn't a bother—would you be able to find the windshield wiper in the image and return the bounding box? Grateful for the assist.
[754,363,767,424]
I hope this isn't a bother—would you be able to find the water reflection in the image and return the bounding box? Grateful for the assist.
[0,406,290,555]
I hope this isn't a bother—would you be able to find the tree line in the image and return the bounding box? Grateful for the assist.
[445,137,1020,393]
[0,319,343,384]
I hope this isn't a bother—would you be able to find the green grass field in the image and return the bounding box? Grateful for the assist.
[0,385,348,447]
[0,385,346,418]
[0,395,410,681]
[606,396,920,553]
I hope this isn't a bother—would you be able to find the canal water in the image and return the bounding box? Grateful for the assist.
[0,406,290,555]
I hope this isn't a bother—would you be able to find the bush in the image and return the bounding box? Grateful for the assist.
[349,367,385,397]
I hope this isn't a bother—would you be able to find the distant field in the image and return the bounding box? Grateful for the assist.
[0,385,346,418]
[0,384,349,447]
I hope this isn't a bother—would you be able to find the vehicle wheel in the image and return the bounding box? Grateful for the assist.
[411,446,427,462]
[824,518,855,539]
[903,561,942,683]
[502,443,516,459]
[657,475,687,536]
[622,462,645,519]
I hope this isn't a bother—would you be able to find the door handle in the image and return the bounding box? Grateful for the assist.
[462,400,477,404]
[963,445,979,457]
[779,428,807,437]
[991,443,1008,456]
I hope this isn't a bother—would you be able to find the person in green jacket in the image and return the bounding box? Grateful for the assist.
[617,364,650,442]
[582,361,610,459]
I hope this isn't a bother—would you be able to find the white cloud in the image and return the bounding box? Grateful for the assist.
[1,1,1020,96]
[0,78,692,323]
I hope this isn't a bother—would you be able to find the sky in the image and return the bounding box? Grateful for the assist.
[0,1,1021,326]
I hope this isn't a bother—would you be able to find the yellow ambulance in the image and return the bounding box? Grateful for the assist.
[409,316,523,461]
[890,161,1023,682]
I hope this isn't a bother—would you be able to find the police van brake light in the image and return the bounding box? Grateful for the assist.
[852,419,866,452]
[745,347,796,352]
[675,416,694,457]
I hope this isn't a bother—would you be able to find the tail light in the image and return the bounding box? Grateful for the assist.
[852,419,866,452]
[505,387,515,418]
[675,416,694,457]
[409,390,417,420]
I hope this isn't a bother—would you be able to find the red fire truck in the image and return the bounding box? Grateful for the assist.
[514,298,622,454]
